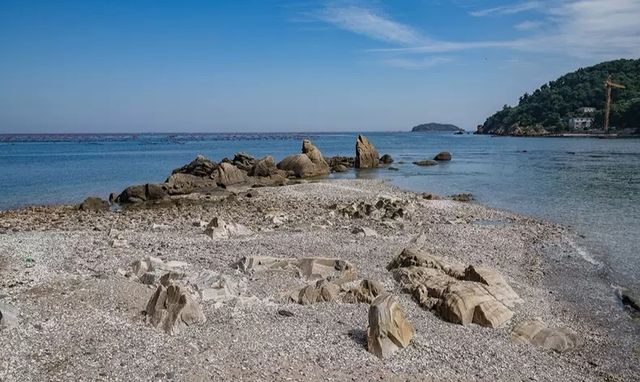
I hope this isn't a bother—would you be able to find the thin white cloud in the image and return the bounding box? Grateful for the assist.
[470,1,544,17]
[514,20,542,31]
[315,5,423,45]
[381,56,452,69]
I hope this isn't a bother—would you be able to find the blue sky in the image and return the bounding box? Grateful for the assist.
[1,0,638,133]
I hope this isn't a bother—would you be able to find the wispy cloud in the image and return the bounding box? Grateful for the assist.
[314,5,423,45]
[469,1,544,17]
[381,56,452,69]
[514,20,542,31]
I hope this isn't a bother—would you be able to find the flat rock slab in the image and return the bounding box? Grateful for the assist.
[512,319,579,353]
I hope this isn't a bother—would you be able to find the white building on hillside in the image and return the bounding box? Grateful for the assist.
[569,117,594,130]
[577,107,596,114]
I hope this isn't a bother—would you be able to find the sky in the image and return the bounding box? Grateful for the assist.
[0,0,639,133]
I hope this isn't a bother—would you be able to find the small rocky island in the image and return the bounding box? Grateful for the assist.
[0,135,638,381]
[411,123,465,133]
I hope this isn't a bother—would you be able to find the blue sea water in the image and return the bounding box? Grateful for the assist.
[1,132,639,290]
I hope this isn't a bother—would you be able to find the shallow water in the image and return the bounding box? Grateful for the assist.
[1,132,639,290]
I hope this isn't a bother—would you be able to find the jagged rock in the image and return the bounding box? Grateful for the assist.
[387,248,520,328]
[367,294,414,359]
[295,279,340,305]
[336,197,411,220]
[351,226,378,237]
[232,152,256,171]
[172,155,217,177]
[450,193,474,202]
[204,217,253,239]
[249,156,278,177]
[434,151,452,161]
[0,303,18,329]
[413,160,438,166]
[116,183,169,204]
[164,173,218,195]
[189,270,244,303]
[380,154,394,164]
[278,139,329,178]
[78,196,109,211]
[512,320,579,352]
[144,282,206,335]
[344,279,385,304]
[217,163,248,187]
[355,135,380,169]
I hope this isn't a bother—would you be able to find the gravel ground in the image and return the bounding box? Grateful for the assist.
[0,179,638,381]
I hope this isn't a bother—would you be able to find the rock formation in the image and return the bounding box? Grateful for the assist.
[434,151,452,161]
[413,160,438,167]
[204,217,253,239]
[277,139,329,178]
[388,248,521,328]
[144,282,206,335]
[232,152,256,171]
[343,279,385,304]
[512,320,579,353]
[115,183,169,204]
[367,294,414,359]
[78,196,110,211]
[216,163,247,187]
[335,197,412,220]
[355,135,379,169]
[236,256,356,283]
[380,154,394,164]
[171,154,217,177]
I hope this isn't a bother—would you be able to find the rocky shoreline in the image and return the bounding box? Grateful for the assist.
[0,137,639,381]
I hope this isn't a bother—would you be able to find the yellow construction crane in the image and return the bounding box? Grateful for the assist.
[604,75,625,133]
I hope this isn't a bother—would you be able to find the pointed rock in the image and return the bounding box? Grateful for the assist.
[144,282,206,335]
[367,294,414,359]
[355,134,380,169]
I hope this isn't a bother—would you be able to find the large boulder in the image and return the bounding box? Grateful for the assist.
[144,282,206,335]
[164,173,218,195]
[172,155,217,177]
[217,163,248,187]
[78,196,109,211]
[355,135,380,169]
[512,320,579,353]
[248,156,289,187]
[294,279,340,305]
[367,294,414,359]
[277,139,329,178]
[115,183,169,204]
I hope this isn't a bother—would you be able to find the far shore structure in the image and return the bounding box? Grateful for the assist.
[1,134,639,380]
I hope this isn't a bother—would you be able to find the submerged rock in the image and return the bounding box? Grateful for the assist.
[367,294,414,359]
[512,319,579,353]
[434,151,452,161]
[355,134,380,169]
[413,160,438,167]
[380,154,394,164]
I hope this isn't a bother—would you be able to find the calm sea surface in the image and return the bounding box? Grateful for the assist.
[1,132,639,290]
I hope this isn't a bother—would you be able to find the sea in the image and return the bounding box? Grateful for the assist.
[1,132,639,291]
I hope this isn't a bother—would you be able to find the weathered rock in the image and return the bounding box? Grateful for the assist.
[78,196,109,212]
[351,226,378,237]
[171,155,217,177]
[413,160,438,167]
[128,256,190,285]
[116,183,169,204]
[344,279,385,304]
[450,193,474,202]
[249,156,278,177]
[617,287,640,312]
[295,279,340,305]
[144,282,206,335]
[434,151,452,161]
[278,139,330,178]
[380,154,394,164]
[355,134,380,169]
[0,303,18,329]
[232,152,256,171]
[336,197,411,220]
[217,163,248,187]
[332,164,349,173]
[464,265,523,307]
[473,300,513,328]
[236,256,356,283]
[367,294,414,359]
[164,173,218,195]
[204,217,253,239]
[438,282,494,325]
[327,156,355,170]
[512,320,579,352]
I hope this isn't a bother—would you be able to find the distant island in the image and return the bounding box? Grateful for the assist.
[412,123,465,132]
[477,58,640,136]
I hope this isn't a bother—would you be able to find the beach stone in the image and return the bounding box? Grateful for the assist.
[434,151,452,161]
[115,183,169,204]
[232,152,255,171]
[473,300,514,328]
[512,319,579,353]
[464,265,523,307]
[171,155,217,177]
[0,303,18,329]
[351,226,378,237]
[295,279,340,305]
[217,163,247,187]
[367,294,414,359]
[144,282,206,335]
[355,134,380,169]
[344,279,385,304]
[128,256,190,285]
[78,196,109,212]
[204,217,253,239]
[413,160,438,167]
[438,282,495,325]
[380,154,394,164]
